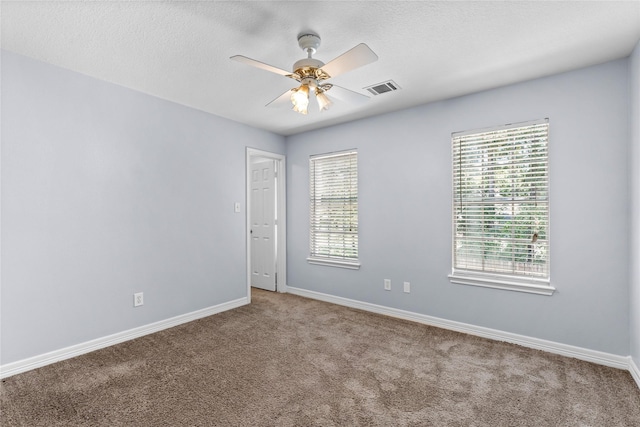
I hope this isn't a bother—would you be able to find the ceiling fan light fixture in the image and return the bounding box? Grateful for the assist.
[316,88,332,112]
[291,84,310,114]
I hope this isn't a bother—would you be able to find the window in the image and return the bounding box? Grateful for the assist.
[308,150,359,269]
[449,119,554,295]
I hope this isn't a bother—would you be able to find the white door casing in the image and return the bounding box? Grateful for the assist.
[250,159,276,291]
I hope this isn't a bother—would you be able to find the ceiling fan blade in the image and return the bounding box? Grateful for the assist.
[266,89,294,108]
[326,85,370,105]
[230,55,292,77]
[320,44,378,79]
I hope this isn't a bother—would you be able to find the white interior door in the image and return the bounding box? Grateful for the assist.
[250,159,277,291]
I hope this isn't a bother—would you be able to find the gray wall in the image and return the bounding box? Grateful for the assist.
[287,59,631,356]
[630,40,640,369]
[0,51,285,364]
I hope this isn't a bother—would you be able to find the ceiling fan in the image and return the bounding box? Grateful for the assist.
[230,33,378,115]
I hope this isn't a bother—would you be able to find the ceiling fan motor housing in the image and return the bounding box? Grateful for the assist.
[293,58,324,73]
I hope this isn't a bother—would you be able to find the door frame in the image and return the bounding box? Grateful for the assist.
[246,148,287,301]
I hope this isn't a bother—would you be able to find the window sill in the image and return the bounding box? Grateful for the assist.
[307,257,361,270]
[448,271,555,296]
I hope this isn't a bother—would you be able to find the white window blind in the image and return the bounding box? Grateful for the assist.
[309,150,358,267]
[451,119,551,294]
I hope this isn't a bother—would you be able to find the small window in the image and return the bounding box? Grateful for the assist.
[308,150,360,269]
[449,119,554,295]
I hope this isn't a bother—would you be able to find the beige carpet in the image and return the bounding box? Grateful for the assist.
[1,289,639,426]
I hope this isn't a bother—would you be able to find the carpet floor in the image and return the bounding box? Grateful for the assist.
[1,289,639,426]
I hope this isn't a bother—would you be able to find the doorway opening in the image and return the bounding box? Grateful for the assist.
[246,148,286,300]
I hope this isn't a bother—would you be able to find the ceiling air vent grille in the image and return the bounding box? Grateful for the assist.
[364,80,400,96]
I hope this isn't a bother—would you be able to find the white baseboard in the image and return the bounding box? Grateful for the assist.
[286,287,631,372]
[0,297,249,379]
[630,357,640,389]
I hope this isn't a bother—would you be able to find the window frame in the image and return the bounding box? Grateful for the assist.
[448,119,554,295]
[307,149,360,270]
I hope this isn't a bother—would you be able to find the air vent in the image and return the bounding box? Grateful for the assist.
[364,80,401,96]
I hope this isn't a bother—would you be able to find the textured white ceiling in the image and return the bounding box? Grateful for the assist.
[2,1,639,136]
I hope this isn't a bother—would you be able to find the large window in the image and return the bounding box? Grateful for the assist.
[449,119,553,295]
[308,150,359,269]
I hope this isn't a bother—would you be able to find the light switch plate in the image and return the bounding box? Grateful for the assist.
[134,292,144,307]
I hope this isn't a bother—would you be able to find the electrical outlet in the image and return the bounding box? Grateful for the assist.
[384,279,391,291]
[134,292,144,307]
[403,282,410,293]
